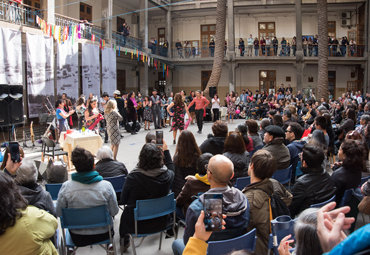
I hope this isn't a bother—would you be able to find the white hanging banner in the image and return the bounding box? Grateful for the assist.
[57,41,79,104]
[82,44,100,98]
[102,48,117,96]
[27,33,55,118]
[0,27,22,85]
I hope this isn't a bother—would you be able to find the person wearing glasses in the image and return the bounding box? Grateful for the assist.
[286,123,306,183]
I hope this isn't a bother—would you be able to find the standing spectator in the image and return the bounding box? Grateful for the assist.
[127,92,138,134]
[160,93,168,128]
[253,37,259,56]
[341,36,349,57]
[291,36,297,56]
[227,92,237,123]
[286,84,293,94]
[272,36,278,56]
[163,40,169,57]
[278,83,285,94]
[247,34,253,57]
[176,39,183,58]
[331,37,339,55]
[76,96,86,130]
[265,36,271,56]
[105,100,123,160]
[260,36,266,56]
[350,39,356,57]
[280,37,287,56]
[211,94,220,122]
[303,37,308,56]
[143,96,152,130]
[209,39,215,57]
[238,38,245,57]
[187,90,210,134]
[151,89,162,129]
[188,91,196,125]
[224,40,227,56]
[136,92,144,126]
[308,37,313,56]
[114,90,126,128]
[118,21,127,46]
[313,34,319,56]
[99,92,110,143]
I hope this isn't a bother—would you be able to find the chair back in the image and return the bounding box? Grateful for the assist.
[250,146,263,158]
[310,195,336,208]
[270,216,296,254]
[43,137,56,149]
[272,165,292,186]
[60,205,111,230]
[360,176,370,186]
[207,228,257,255]
[134,193,176,221]
[234,176,251,191]
[103,175,126,193]
[45,183,63,200]
[339,189,354,207]
[295,161,303,179]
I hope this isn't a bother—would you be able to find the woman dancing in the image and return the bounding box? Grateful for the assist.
[55,99,74,133]
[84,98,100,132]
[143,96,152,130]
[227,91,236,123]
[127,91,138,135]
[105,100,123,160]
[167,93,191,144]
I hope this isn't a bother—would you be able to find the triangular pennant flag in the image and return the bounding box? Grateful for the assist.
[131,51,133,59]
[167,65,169,77]
[163,64,165,77]
[78,24,81,39]
[118,46,120,56]
[137,51,140,61]
[125,49,127,55]
[135,48,137,56]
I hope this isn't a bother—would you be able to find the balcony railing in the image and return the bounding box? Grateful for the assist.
[112,30,143,51]
[0,0,43,28]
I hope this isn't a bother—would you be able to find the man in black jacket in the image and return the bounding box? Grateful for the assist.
[114,90,126,128]
[175,39,183,58]
[199,121,228,155]
[289,145,336,218]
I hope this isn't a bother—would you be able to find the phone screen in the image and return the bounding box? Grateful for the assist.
[204,193,223,232]
[156,131,163,146]
[9,142,20,163]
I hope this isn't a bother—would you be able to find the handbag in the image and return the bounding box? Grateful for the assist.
[358,196,370,215]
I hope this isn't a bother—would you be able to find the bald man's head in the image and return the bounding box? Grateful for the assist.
[208,155,234,185]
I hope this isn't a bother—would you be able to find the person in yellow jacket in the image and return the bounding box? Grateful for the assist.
[0,171,58,255]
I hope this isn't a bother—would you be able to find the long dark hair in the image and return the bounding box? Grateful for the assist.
[174,93,183,107]
[55,99,63,108]
[174,130,201,168]
[347,108,356,124]
[236,123,250,146]
[224,132,246,154]
[341,139,366,173]
[0,172,28,236]
[87,98,97,114]
[138,143,164,170]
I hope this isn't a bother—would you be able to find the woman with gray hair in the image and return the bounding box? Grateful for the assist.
[278,208,323,255]
[94,146,128,178]
[15,158,56,217]
[355,114,370,137]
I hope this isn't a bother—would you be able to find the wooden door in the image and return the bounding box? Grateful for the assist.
[157,72,166,94]
[328,71,336,99]
[117,17,125,31]
[201,25,216,57]
[258,22,275,56]
[328,21,336,37]
[201,71,212,91]
[80,3,92,22]
[158,28,165,46]
[117,70,126,94]
[259,70,276,94]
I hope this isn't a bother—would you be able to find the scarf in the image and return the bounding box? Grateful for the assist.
[130,97,137,107]
[195,174,210,185]
[72,171,103,184]
[130,166,167,178]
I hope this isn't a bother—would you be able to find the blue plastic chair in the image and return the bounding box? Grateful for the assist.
[207,228,257,255]
[234,176,251,191]
[310,195,336,208]
[103,175,126,193]
[268,215,296,255]
[272,165,292,189]
[128,193,177,255]
[360,176,370,186]
[45,183,63,200]
[60,205,116,255]
[250,146,263,158]
[339,189,354,207]
[295,161,303,181]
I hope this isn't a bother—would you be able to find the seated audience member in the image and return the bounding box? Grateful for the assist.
[314,116,329,148]
[322,113,335,153]
[145,131,155,144]
[338,108,356,136]
[223,132,250,185]
[120,142,175,251]
[1,145,25,178]
[286,122,306,182]
[243,150,292,254]
[331,139,364,205]
[365,124,370,149]
[235,123,254,152]
[45,159,68,183]
[288,105,298,122]
[289,145,337,218]
[15,159,56,217]
[56,147,119,248]
[282,109,294,131]
[278,208,323,255]
[246,119,263,148]
[94,146,128,178]
[308,129,328,151]
[173,130,202,198]
[176,153,213,218]
[355,114,370,137]
[172,155,250,255]
[258,118,270,142]
[272,114,284,129]
[263,125,291,170]
[0,172,58,254]
[199,121,228,155]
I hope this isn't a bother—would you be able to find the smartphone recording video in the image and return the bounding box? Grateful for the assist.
[9,142,21,163]
[204,193,223,232]
[156,131,163,146]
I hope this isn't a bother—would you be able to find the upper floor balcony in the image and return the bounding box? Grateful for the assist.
[0,0,42,28]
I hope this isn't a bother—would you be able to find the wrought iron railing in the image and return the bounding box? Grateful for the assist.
[0,0,43,28]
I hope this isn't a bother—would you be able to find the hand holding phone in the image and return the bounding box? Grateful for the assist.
[204,194,223,232]
[156,131,163,146]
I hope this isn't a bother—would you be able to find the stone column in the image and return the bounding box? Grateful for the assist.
[41,0,55,24]
[295,0,303,92]
[139,65,149,96]
[165,9,172,58]
[139,0,148,51]
[101,0,112,40]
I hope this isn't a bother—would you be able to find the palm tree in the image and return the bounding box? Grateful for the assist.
[203,0,227,95]
[317,0,328,101]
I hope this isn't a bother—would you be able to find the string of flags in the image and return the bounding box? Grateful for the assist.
[35,15,170,77]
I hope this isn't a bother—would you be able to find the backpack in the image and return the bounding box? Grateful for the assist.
[270,193,291,219]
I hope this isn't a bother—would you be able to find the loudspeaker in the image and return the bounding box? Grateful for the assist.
[0,85,10,126]
[209,87,217,98]
[9,85,24,125]
[125,122,141,133]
